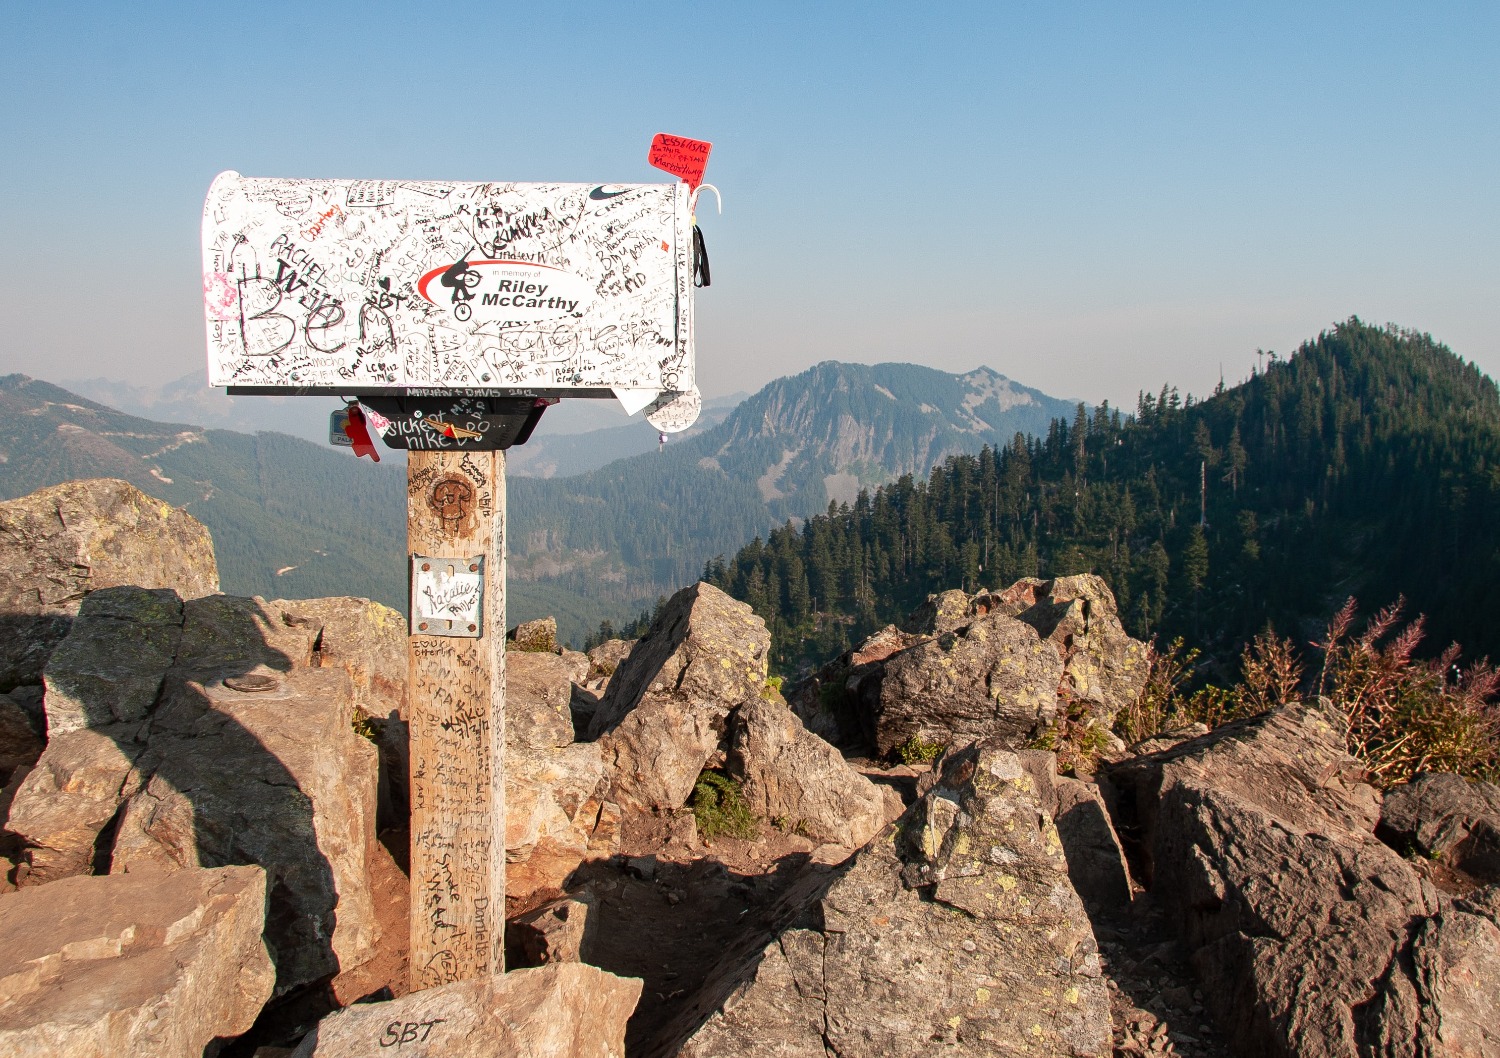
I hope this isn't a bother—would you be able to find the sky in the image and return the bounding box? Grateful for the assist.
[2,1,1496,416]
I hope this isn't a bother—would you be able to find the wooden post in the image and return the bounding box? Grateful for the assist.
[406,449,506,988]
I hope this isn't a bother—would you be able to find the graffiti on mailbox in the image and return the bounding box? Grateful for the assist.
[202,174,696,416]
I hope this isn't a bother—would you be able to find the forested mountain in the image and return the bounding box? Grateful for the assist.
[704,321,1500,675]
[2,363,1070,645]
[0,375,408,607]
[506,362,1074,637]
[504,391,745,478]
[61,371,342,450]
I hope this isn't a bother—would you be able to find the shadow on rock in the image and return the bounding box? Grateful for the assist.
[519,849,840,1055]
[3,587,383,1051]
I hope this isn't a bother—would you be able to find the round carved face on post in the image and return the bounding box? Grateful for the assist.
[429,476,474,531]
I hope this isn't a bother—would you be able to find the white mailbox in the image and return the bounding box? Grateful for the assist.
[201,172,698,425]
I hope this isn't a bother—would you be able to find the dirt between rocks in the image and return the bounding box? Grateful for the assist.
[1097,893,1233,1058]
[546,809,831,1053]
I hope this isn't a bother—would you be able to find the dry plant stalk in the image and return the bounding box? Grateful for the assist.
[1116,637,1199,745]
[1119,598,1499,786]
[1314,596,1500,785]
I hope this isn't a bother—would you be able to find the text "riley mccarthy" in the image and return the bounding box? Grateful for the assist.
[481,280,578,314]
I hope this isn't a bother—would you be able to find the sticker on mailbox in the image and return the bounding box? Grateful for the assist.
[416,259,592,324]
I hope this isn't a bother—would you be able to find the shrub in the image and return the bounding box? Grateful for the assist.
[690,771,760,841]
[1314,597,1500,785]
[351,711,381,742]
[893,733,945,765]
[1031,702,1111,774]
[1118,627,1301,744]
[1115,637,1198,745]
[770,813,813,837]
[1118,598,1500,786]
[817,669,849,713]
[1238,625,1304,713]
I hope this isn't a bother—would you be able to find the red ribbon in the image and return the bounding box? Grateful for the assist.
[343,404,380,461]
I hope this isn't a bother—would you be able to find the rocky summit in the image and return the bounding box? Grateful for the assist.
[0,478,218,690]
[1,477,1497,1057]
[1108,700,1500,1057]
[656,739,1112,1057]
[0,866,273,1058]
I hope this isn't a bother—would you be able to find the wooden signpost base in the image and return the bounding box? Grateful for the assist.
[405,449,507,988]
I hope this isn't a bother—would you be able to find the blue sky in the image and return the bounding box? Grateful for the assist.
[2,1,1495,411]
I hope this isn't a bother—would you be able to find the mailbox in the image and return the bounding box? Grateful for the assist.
[201,172,698,427]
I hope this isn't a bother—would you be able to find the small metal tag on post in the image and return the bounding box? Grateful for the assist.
[329,407,354,447]
[405,450,506,986]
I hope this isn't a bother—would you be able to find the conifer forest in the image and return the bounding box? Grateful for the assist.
[693,320,1500,676]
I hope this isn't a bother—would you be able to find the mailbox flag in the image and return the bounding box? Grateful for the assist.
[649,134,712,190]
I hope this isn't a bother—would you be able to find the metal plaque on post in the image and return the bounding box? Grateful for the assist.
[410,554,485,638]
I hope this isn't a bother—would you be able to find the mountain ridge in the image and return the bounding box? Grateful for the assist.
[59,371,750,478]
[1,361,1073,645]
[504,361,1076,636]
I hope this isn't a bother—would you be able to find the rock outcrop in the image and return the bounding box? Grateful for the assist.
[570,583,890,851]
[6,588,382,993]
[786,623,918,745]
[1014,749,1136,918]
[270,595,406,723]
[726,693,895,848]
[572,641,632,733]
[0,690,45,784]
[273,595,408,823]
[509,615,560,654]
[589,583,771,812]
[586,638,635,682]
[659,739,1111,1057]
[510,648,589,751]
[1051,773,1135,917]
[865,607,1066,756]
[2,590,185,882]
[0,479,218,689]
[1107,699,1500,1057]
[41,585,184,736]
[995,575,1148,728]
[510,890,599,965]
[23,476,1500,1058]
[0,865,274,1058]
[288,963,641,1058]
[506,650,619,907]
[789,575,1148,758]
[1380,770,1500,884]
[6,721,147,880]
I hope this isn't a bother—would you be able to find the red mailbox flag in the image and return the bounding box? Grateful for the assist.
[648,134,713,190]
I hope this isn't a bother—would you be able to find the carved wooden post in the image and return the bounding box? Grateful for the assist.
[406,449,506,988]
